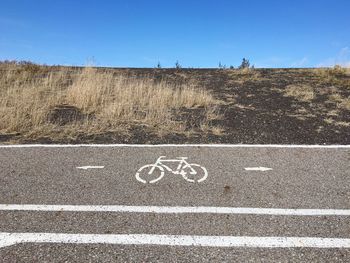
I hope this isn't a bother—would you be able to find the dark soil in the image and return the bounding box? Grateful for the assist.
[47,105,88,126]
[2,67,350,144]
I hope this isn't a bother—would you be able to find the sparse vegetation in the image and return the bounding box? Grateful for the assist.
[0,62,349,144]
[175,61,181,69]
[0,61,220,142]
[328,93,350,110]
[218,62,226,69]
[227,66,261,83]
[283,84,315,102]
[330,65,350,76]
[238,58,250,69]
[314,65,350,86]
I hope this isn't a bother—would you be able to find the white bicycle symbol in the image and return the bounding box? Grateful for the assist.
[135,156,208,184]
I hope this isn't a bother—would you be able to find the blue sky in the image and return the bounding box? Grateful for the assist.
[1,0,349,68]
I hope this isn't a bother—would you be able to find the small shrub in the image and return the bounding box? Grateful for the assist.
[175,61,182,69]
[218,62,226,69]
[238,58,250,69]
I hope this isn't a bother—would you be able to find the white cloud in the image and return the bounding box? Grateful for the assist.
[339,47,350,58]
[292,57,308,67]
[317,46,350,67]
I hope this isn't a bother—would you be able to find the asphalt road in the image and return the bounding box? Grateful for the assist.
[0,144,349,262]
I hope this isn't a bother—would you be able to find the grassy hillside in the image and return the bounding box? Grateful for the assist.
[0,62,349,144]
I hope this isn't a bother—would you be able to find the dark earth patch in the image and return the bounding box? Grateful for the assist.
[47,105,87,126]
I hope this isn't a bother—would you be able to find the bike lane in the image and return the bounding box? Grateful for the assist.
[0,145,349,208]
[0,145,350,261]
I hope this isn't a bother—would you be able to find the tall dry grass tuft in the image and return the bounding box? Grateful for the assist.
[66,67,217,130]
[67,68,214,123]
[0,63,219,140]
[0,65,68,132]
[314,65,350,86]
[328,94,350,111]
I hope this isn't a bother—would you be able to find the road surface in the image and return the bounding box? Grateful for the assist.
[0,144,349,262]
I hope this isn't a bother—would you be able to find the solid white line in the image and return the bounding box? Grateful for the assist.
[0,232,349,249]
[1,204,349,216]
[0,144,349,148]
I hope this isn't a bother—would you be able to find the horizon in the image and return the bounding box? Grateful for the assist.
[1,0,350,68]
[0,60,345,69]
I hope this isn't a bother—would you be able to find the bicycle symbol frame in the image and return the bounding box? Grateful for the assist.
[135,156,208,184]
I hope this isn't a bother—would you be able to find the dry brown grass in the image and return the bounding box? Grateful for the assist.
[328,93,350,110]
[0,63,220,141]
[227,68,263,85]
[237,68,261,80]
[314,65,350,86]
[324,118,350,127]
[283,84,315,102]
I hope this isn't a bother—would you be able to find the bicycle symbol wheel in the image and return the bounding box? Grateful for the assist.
[135,164,165,184]
[181,164,208,183]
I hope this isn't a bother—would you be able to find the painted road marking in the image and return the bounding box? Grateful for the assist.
[135,156,208,184]
[245,167,273,171]
[0,144,349,148]
[0,233,350,249]
[76,166,104,170]
[1,204,350,216]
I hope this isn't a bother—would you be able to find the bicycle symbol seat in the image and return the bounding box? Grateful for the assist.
[135,156,208,184]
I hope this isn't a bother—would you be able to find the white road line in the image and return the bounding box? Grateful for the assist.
[0,233,349,249]
[76,166,104,170]
[245,167,273,171]
[0,144,349,148]
[1,204,349,216]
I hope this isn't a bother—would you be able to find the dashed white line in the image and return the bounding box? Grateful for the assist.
[244,167,273,171]
[76,166,104,170]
